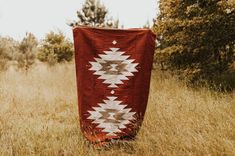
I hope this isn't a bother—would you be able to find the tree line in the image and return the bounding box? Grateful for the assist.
[0,32,74,71]
[0,0,118,71]
[153,0,235,91]
[0,0,234,90]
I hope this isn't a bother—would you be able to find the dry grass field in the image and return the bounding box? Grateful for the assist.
[0,63,234,156]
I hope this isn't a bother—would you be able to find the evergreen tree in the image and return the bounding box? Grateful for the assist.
[69,0,119,28]
[0,37,19,71]
[17,33,38,71]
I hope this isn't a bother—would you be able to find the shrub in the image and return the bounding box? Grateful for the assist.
[16,33,38,71]
[0,37,18,71]
[37,31,74,65]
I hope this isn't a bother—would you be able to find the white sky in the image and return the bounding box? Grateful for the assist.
[0,0,158,40]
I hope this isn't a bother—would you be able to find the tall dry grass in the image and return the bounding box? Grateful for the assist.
[0,63,234,156]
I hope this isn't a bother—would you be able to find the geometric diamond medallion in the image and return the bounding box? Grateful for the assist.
[89,48,139,88]
[87,96,136,136]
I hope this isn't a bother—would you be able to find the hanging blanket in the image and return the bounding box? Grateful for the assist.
[73,26,156,145]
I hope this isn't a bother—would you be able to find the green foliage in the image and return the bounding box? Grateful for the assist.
[0,37,18,70]
[0,34,38,71]
[154,0,235,91]
[37,31,74,65]
[69,0,119,28]
[16,33,38,71]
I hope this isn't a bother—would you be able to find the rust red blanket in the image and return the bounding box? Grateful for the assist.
[73,26,156,145]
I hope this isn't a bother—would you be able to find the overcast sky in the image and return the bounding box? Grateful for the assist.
[0,0,158,40]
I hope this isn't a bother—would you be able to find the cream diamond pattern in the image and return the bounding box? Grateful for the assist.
[87,96,136,136]
[89,47,139,88]
[112,40,117,45]
[87,41,138,137]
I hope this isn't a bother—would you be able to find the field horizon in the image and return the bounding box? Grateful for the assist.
[0,63,234,156]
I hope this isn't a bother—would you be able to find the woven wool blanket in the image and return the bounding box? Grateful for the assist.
[73,26,156,145]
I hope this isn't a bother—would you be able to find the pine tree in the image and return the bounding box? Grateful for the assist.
[69,0,119,28]
[0,37,18,70]
[0,37,18,59]
[17,33,38,71]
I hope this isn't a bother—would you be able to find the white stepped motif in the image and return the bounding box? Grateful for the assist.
[89,47,139,88]
[87,96,136,136]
